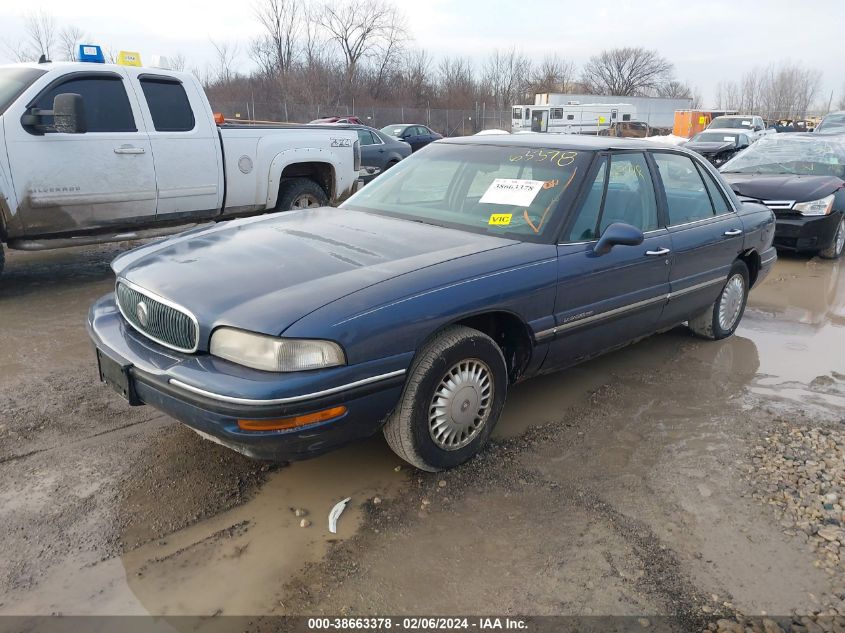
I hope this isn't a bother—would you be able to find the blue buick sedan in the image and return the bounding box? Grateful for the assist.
[88,136,776,471]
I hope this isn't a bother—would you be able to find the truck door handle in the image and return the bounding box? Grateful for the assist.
[723,229,743,236]
[645,247,671,256]
[114,145,145,155]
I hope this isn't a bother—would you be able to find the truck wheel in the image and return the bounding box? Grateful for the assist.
[819,216,845,260]
[383,325,507,472]
[277,178,329,211]
[687,260,749,340]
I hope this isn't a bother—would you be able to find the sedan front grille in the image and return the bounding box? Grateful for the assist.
[116,281,199,353]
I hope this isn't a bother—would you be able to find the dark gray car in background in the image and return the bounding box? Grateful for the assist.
[349,125,412,183]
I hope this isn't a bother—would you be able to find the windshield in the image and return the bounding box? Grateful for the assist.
[691,132,739,143]
[342,142,592,241]
[720,135,845,177]
[0,67,46,116]
[709,117,754,130]
[817,114,845,134]
[381,125,407,137]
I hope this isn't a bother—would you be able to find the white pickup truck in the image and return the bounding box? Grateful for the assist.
[0,61,361,276]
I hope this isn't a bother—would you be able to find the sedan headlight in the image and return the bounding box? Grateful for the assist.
[210,327,346,372]
[793,194,835,216]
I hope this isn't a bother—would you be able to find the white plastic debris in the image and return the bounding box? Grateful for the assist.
[328,497,351,534]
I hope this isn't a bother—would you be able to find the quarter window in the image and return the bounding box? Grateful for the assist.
[653,153,716,225]
[697,164,731,214]
[139,78,195,132]
[31,75,136,132]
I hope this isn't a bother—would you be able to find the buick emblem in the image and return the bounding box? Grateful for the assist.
[136,301,149,327]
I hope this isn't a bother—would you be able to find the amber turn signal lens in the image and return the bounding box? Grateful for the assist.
[213,112,225,125]
[237,406,347,432]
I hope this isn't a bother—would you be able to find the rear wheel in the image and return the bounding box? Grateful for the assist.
[383,325,507,472]
[276,178,329,211]
[688,260,749,340]
[819,216,845,260]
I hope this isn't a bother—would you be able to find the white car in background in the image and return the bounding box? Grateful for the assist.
[706,115,775,142]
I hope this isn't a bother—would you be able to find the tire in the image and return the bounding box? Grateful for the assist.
[276,177,329,211]
[688,260,750,340]
[384,159,399,172]
[819,216,845,260]
[383,325,508,472]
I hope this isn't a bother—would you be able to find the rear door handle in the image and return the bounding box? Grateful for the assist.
[114,145,145,155]
[645,247,671,256]
[724,229,743,236]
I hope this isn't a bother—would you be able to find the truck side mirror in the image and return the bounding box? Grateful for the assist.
[53,93,87,134]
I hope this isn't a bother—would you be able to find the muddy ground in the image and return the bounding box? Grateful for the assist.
[0,244,843,631]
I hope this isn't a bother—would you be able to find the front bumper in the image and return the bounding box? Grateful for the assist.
[773,211,843,252]
[87,294,409,461]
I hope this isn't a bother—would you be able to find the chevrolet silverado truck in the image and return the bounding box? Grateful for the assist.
[0,61,361,278]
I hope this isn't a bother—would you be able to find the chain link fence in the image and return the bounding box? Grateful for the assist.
[209,100,513,136]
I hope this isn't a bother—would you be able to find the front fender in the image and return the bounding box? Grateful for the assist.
[282,243,559,366]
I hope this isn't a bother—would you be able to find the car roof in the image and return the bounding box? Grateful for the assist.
[712,114,756,119]
[700,128,744,134]
[440,134,683,152]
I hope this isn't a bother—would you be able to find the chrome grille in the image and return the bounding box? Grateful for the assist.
[116,281,199,353]
[763,200,796,211]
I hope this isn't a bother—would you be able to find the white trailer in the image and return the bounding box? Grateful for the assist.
[511,102,636,134]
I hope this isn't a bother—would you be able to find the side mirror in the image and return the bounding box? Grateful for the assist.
[53,93,87,133]
[593,222,644,256]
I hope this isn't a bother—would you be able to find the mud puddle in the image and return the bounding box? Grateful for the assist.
[740,257,845,418]
[3,436,405,616]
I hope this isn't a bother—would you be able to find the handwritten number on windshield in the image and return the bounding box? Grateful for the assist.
[509,149,577,167]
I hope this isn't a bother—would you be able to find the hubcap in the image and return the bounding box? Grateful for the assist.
[428,359,493,451]
[835,219,845,255]
[291,193,321,210]
[718,274,746,331]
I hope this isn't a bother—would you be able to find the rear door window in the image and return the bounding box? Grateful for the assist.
[139,78,195,132]
[653,152,715,225]
[357,129,378,145]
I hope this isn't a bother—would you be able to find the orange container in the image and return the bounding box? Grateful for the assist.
[673,110,712,138]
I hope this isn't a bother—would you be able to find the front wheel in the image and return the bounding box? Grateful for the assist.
[276,177,329,211]
[688,260,750,340]
[383,325,508,471]
[819,216,845,260]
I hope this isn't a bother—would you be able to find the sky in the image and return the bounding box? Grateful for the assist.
[0,0,842,109]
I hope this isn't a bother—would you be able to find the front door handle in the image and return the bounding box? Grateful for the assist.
[114,145,145,155]
[645,247,671,256]
[724,229,743,237]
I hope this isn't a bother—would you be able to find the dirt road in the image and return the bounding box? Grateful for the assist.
[1,244,843,630]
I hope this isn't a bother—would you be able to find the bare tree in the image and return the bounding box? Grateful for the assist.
[481,48,531,109]
[368,15,407,99]
[529,54,575,95]
[391,49,434,107]
[438,57,477,108]
[170,52,187,72]
[657,80,693,100]
[210,40,240,85]
[838,84,845,111]
[24,10,57,60]
[58,25,85,61]
[317,0,406,89]
[253,0,300,74]
[581,47,673,96]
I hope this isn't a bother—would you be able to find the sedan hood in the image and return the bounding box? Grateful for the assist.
[113,208,514,339]
[720,173,845,202]
[685,141,735,155]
